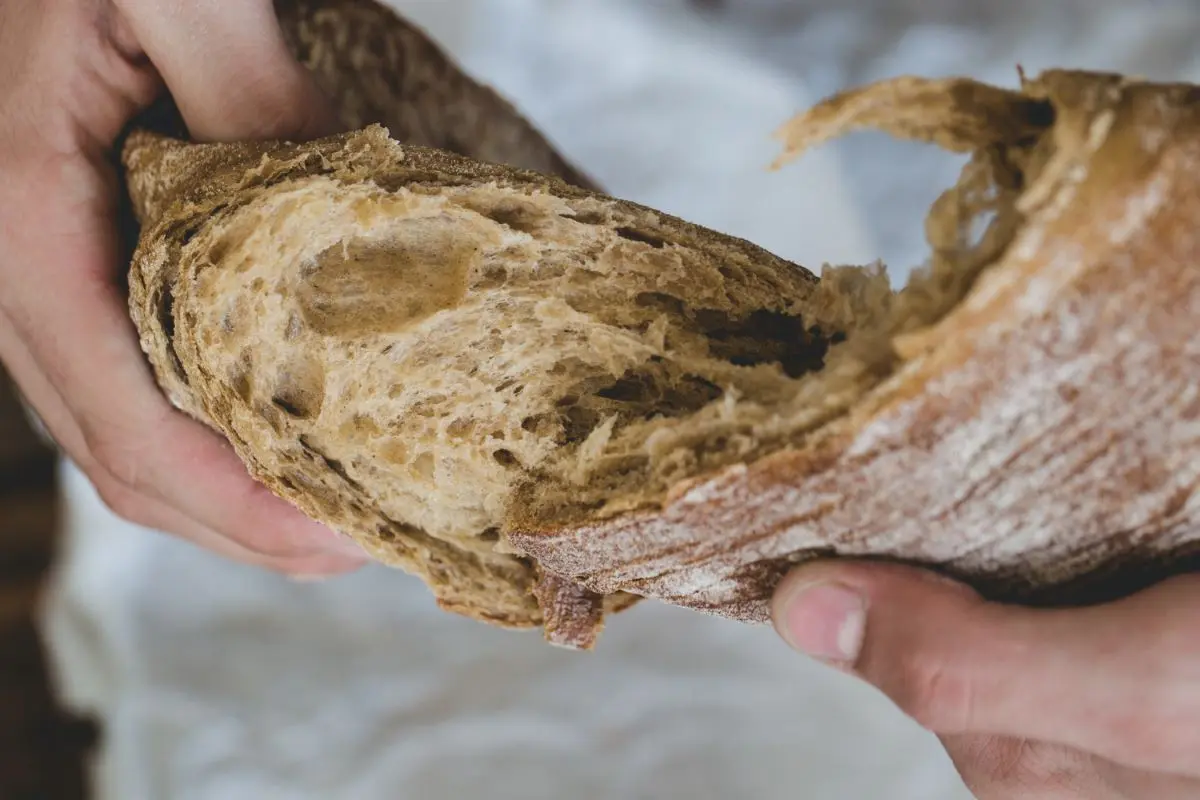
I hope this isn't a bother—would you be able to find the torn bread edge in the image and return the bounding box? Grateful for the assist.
[517,68,1200,648]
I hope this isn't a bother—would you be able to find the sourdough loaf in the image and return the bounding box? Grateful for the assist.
[123,0,1200,649]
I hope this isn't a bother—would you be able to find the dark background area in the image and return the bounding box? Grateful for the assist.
[0,369,96,799]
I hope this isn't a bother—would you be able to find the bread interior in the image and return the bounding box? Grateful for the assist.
[167,77,1061,565]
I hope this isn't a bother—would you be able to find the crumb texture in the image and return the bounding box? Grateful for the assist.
[123,122,847,637]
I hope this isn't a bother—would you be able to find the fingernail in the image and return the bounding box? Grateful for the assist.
[777,581,867,664]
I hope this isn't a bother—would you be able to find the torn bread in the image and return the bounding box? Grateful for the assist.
[122,2,1200,649]
[511,70,1200,626]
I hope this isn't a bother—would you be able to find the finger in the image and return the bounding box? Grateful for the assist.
[771,561,1200,774]
[90,469,365,577]
[3,299,362,576]
[114,0,339,141]
[942,735,1200,800]
[942,735,1112,800]
[0,309,91,458]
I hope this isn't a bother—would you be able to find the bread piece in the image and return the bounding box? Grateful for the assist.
[123,123,861,642]
[122,1,1200,647]
[512,70,1200,623]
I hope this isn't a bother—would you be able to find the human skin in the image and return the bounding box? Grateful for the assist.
[772,561,1200,798]
[0,0,368,577]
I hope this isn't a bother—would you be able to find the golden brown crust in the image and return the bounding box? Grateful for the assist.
[508,70,1200,624]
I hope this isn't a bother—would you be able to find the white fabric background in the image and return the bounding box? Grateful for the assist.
[39,2,1200,798]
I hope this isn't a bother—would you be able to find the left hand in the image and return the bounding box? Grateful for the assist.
[0,0,363,578]
[770,561,1200,799]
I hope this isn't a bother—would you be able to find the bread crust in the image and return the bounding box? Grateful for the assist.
[510,71,1200,624]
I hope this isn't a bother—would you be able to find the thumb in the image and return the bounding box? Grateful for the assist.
[770,561,1200,774]
[117,0,338,142]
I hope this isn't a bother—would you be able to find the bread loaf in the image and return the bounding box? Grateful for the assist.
[123,2,1200,649]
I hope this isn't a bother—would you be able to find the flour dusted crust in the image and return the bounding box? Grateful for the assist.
[122,0,1200,649]
[510,70,1200,624]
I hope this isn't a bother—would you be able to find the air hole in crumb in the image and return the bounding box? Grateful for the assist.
[230,369,252,403]
[615,227,667,249]
[477,201,544,235]
[493,449,519,467]
[521,415,553,435]
[299,435,363,491]
[697,309,832,379]
[479,528,501,542]
[1019,98,1057,131]
[554,362,725,444]
[413,452,435,479]
[635,292,687,315]
[297,220,477,337]
[446,418,473,438]
[270,356,325,419]
[207,239,229,264]
[156,286,188,383]
[568,210,606,226]
[477,266,508,289]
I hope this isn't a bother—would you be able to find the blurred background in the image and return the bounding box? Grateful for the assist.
[6,0,1200,797]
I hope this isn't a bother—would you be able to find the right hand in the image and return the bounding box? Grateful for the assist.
[0,0,366,577]
[771,561,1200,799]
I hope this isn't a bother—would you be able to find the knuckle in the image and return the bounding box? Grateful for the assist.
[90,441,147,494]
[228,73,324,140]
[964,749,1095,800]
[889,651,975,732]
[92,477,150,527]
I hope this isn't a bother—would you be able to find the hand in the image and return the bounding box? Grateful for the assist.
[0,0,366,576]
[771,561,1200,799]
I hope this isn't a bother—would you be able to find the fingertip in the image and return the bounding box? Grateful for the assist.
[282,555,369,581]
[770,560,983,662]
[277,554,367,578]
[771,575,868,664]
[122,0,343,144]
